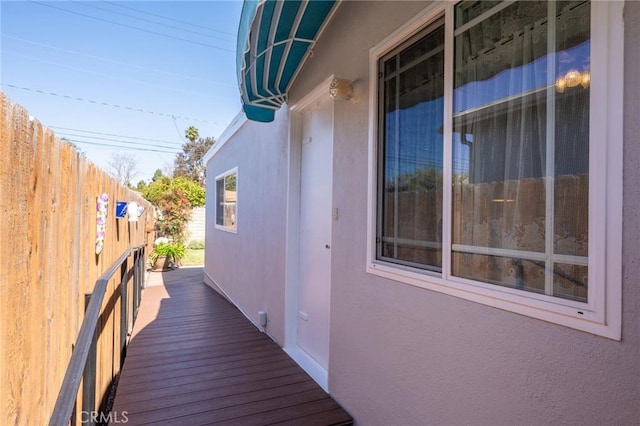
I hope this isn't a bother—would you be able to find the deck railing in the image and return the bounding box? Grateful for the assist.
[49,245,146,426]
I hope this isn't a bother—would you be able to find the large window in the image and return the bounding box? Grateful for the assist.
[215,168,237,232]
[369,0,623,339]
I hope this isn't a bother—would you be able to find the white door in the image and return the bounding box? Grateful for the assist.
[297,97,333,370]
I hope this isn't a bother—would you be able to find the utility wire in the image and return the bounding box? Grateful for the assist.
[172,116,188,144]
[4,36,235,89]
[49,126,183,145]
[2,83,220,124]
[28,1,234,53]
[56,132,182,150]
[104,1,236,37]
[66,138,180,154]
[4,51,215,98]
[73,1,235,44]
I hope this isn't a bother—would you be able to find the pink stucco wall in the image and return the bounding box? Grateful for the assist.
[292,1,640,424]
[204,108,290,344]
[206,1,640,424]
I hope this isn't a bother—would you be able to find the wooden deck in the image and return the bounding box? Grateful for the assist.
[110,267,352,425]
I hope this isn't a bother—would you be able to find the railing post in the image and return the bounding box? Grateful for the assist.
[133,248,143,323]
[82,293,97,426]
[132,251,138,324]
[120,264,128,365]
[140,246,146,290]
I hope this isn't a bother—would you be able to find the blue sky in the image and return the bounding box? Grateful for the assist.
[0,0,244,182]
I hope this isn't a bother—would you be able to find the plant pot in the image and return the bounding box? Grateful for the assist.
[152,255,171,271]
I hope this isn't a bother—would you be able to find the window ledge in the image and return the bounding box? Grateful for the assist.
[215,225,237,234]
[366,260,620,341]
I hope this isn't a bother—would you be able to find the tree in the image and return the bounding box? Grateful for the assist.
[185,126,199,143]
[151,169,165,182]
[142,176,205,207]
[143,176,172,204]
[155,188,192,243]
[108,152,138,187]
[135,180,148,193]
[173,133,215,186]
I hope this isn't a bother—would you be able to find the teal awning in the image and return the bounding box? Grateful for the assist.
[237,0,339,122]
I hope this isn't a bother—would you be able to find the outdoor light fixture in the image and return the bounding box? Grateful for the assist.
[556,69,590,93]
[329,77,355,101]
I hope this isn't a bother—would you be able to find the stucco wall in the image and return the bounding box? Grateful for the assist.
[204,108,289,343]
[287,1,639,424]
[185,206,205,244]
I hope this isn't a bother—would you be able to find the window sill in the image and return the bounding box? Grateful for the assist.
[366,260,620,341]
[215,225,237,234]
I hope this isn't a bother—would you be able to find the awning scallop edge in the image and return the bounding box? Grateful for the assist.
[237,0,340,122]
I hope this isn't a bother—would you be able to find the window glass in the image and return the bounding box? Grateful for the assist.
[216,178,224,226]
[216,171,237,230]
[451,1,590,301]
[378,20,445,271]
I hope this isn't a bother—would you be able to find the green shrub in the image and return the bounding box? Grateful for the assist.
[151,242,186,264]
[143,176,205,207]
[187,240,205,250]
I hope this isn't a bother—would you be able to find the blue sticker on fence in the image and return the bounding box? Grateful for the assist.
[115,201,128,219]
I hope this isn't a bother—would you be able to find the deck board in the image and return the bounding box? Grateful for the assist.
[110,268,351,425]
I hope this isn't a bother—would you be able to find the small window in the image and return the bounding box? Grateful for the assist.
[215,168,237,232]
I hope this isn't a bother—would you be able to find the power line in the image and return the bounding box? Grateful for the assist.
[4,51,215,98]
[28,1,234,53]
[172,116,188,144]
[73,1,236,44]
[49,126,183,145]
[66,138,179,154]
[104,1,236,37]
[56,132,182,151]
[2,83,221,124]
[4,36,236,89]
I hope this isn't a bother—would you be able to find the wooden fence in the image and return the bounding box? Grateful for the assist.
[0,93,154,425]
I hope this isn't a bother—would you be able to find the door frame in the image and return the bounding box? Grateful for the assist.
[284,75,335,392]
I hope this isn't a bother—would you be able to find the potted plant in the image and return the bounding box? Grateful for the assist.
[151,241,185,271]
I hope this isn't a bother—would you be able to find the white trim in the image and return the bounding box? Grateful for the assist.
[214,167,238,234]
[214,224,238,234]
[442,2,454,282]
[367,2,444,289]
[366,1,623,340]
[203,111,248,165]
[283,346,328,392]
[285,77,335,392]
[544,0,557,297]
[602,0,624,341]
[289,75,335,112]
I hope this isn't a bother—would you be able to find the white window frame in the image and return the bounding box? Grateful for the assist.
[215,167,238,234]
[366,1,623,340]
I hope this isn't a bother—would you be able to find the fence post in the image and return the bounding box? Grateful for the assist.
[82,293,97,426]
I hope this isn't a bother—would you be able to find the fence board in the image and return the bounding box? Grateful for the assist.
[0,93,154,425]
